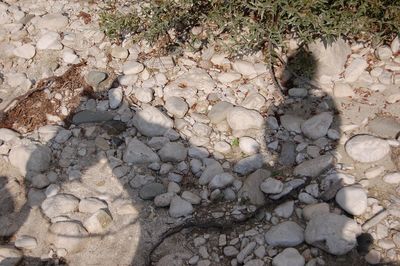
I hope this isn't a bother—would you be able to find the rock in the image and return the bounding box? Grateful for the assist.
[302,203,330,220]
[233,154,263,175]
[227,107,264,131]
[133,106,173,136]
[181,191,201,205]
[9,143,51,176]
[49,221,88,253]
[41,194,79,218]
[367,117,400,139]
[260,178,283,194]
[239,137,260,155]
[288,88,308,98]
[209,173,235,189]
[79,197,108,213]
[14,236,37,250]
[237,241,256,263]
[208,101,233,123]
[13,44,36,59]
[376,45,392,60]
[214,141,231,154]
[272,248,305,266]
[86,71,107,87]
[333,82,354,98]
[0,246,22,265]
[83,209,113,234]
[72,110,113,124]
[344,58,368,82]
[218,72,241,83]
[154,192,174,207]
[37,13,68,31]
[165,97,188,118]
[158,142,187,163]
[108,87,123,109]
[37,31,62,50]
[169,196,193,218]
[123,138,160,164]
[270,179,305,200]
[279,141,296,166]
[188,147,209,159]
[111,46,128,59]
[0,128,19,142]
[274,201,294,218]
[31,174,50,189]
[232,60,257,77]
[308,39,351,78]
[238,169,269,206]
[280,115,304,133]
[135,87,153,103]
[123,61,144,74]
[199,161,224,185]
[139,183,166,200]
[345,135,390,163]
[265,221,304,247]
[293,155,333,177]
[241,93,266,110]
[301,112,333,139]
[305,213,361,255]
[224,246,239,257]
[391,36,400,54]
[335,185,367,215]
[383,172,400,184]
[365,250,381,264]
[169,68,215,94]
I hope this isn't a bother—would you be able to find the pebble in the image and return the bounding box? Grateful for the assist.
[233,154,263,175]
[345,135,390,163]
[123,138,160,164]
[83,209,113,233]
[13,43,36,59]
[280,115,304,133]
[108,87,123,109]
[333,82,354,98]
[41,193,79,218]
[265,221,304,247]
[344,58,368,82]
[376,45,392,60]
[272,248,305,266]
[139,183,166,200]
[15,236,37,250]
[165,97,188,118]
[236,241,256,263]
[158,142,187,162]
[181,191,201,205]
[9,143,51,176]
[302,203,330,220]
[79,197,108,213]
[224,246,239,257]
[335,185,367,215]
[383,172,400,184]
[85,71,107,87]
[232,60,257,77]
[49,221,88,253]
[227,107,264,131]
[123,61,144,74]
[301,112,333,139]
[239,137,260,155]
[293,154,333,177]
[365,250,381,264]
[260,177,283,194]
[209,173,235,189]
[274,201,294,218]
[37,31,62,50]
[133,106,173,137]
[169,196,193,218]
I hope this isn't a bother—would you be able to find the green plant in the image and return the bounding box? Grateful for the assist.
[100,0,400,54]
[231,138,240,147]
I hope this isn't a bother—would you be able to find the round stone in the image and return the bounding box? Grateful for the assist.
[345,135,390,163]
[335,185,367,216]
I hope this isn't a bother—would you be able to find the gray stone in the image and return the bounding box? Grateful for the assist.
[294,155,333,177]
[169,196,193,218]
[139,183,166,200]
[279,141,296,166]
[158,142,187,162]
[345,135,390,163]
[302,203,330,220]
[274,201,294,218]
[72,110,114,124]
[288,88,308,98]
[265,221,304,247]
[85,71,107,87]
[305,213,361,255]
[233,154,263,175]
[301,112,333,140]
[270,179,305,200]
[272,248,305,266]
[108,87,123,109]
[280,115,304,133]
[236,241,256,263]
[367,117,400,139]
[181,191,201,205]
[31,174,50,189]
[133,106,173,136]
[260,178,283,194]
[335,185,367,215]
[123,138,160,164]
[199,161,224,185]
[239,137,260,155]
[41,193,79,218]
[227,107,264,131]
[238,169,269,206]
[209,173,235,189]
[223,246,239,257]
[9,143,51,176]
[208,101,234,123]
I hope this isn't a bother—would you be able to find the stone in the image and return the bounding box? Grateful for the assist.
[214,141,231,154]
[31,174,50,189]
[241,93,266,110]
[41,194,79,218]
[238,169,269,206]
[123,138,160,164]
[279,141,296,166]
[209,173,235,189]
[108,87,123,109]
[0,128,19,142]
[133,106,173,137]
[49,221,88,253]
[293,155,333,177]
[239,137,260,155]
[280,115,304,133]
[236,241,256,263]
[14,236,37,250]
[367,117,400,139]
[274,201,294,218]
[199,161,224,185]
[37,31,62,50]
[288,88,308,98]
[0,246,22,265]
[305,213,361,255]
[72,110,113,124]
[83,209,113,234]
[85,71,108,87]
[37,13,68,31]
[345,135,390,163]
[365,250,381,265]
[391,36,400,53]
[79,197,108,213]
[154,192,174,207]
[208,101,234,123]
[232,60,257,77]
[333,82,354,98]
[158,142,187,162]
[139,183,166,200]
[227,107,264,131]
[272,248,305,266]
[169,196,193,217]
[335,185,367,215]
[265,221,304,247]
[301,112,333,139]
[181,191,201,205]
[302,203,330,220]
[135,87,153,103]
[188,147,209,159]
[260,178,283,194]
[111,46,128,59]
[169,68,215,94]
[344,58,368,82]
[9,143,51,176]
[233,154,263,175]
[376,45,392,60]
[156,253,192,266]
[383,172,400,184]
[223,246,239,257]
[123,61,144,74]
[13,44,35,59]
[165,97,188,118]
[218,72,241,83]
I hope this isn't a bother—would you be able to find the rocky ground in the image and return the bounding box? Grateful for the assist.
[0,1,400,266]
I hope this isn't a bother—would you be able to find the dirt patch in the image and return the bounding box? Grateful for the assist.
[0,62,93,134]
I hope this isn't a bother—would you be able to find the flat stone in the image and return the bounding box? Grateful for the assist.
[85,71,108,87]
[123,138,160,164]
[123,61,144,74]
[208,101,234,123]
[0,246,22,265]
[345,135,390,163]
[280,115,304,133]
[108,87,123,109]
[181,191,201,205]
[301,112,333,139]
[274,201,294,218]
[279,141,296,166]
[165,97,188,118]
[14,236,37,250]
[293,154,333,177]
[272,248,305,266]
[41,194,79,218]
[333,82,355,98]
[260,177,283,194]
[227,107,264,131]
[9,143,51,176]
[367,117,400,139]
[169,196,193,218]
[233,154,263,175]
[37,13,68,31]
[79,197,108,213]
[383,172,400,184]
[154,192,174,207]
[265,221,304,247]
[158,142,187,162]
[209,173,235,189]
[13,44,36,59]
[37,31,62,50]
[302,203,330,220]
[139,183,166,200]
[344,58,368,82]
[132,106,173,137]
[83,209,113,234]
[232,60,257,77]
[72,110,114,124]
[238,169,270,206]
[239,137,260,155]
[241,93,266,110]
[335,185,367,215]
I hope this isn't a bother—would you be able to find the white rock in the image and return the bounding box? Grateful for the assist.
[167,68,215,94]
[123,61,144,74]
[169,196,193,218]
[301,112,333,139]
[13,44,35,59]
[344,58,368,82]
[37,13,68,31]
[135,87,153,103]
[49,221,88,253]
[209,173,235,189]
[132,106,173,136]
[0,246,22,265]
[391,36,400,54]
[165,97,188,118]
[218,72,241,83]
[111,46,129,59]
[383,172,400,184]
[79,197,107,213]
[108,87,123,109]
[376,45,392,60]
[260,178,283,194]
[302,203,330,220]
[241,93,266,110]
[365,166,385,179]
[208,101,234,124]
[41,194,79,218]
[15,236,37,250]
[365,250,381,264]
[305,213,361,255]
[83,209,113,234]
[265,221,304,247]
[37,31,62,50]
[0,128,19,142]
[239,137,260,155]
[9,143,51,176]
[272,248,305,266]
[214,141,231,154]
[335,185,367,215]
[345,135,390,163]
[333,82,354,98]
[227,107,264,131]
[232,60,257,77]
